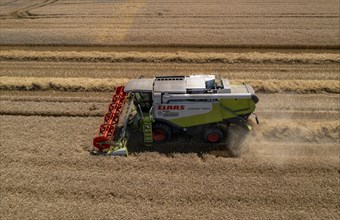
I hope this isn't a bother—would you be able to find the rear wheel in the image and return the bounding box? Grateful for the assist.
[204,127,223,143]
[152,123,172,143]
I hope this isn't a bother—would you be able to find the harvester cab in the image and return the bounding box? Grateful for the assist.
[92,75,259,156]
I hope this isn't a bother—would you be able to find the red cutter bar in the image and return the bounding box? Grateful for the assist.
[93,86,127,151]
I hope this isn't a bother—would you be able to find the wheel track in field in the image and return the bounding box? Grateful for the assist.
[0,0,19,7]
[8,0,58,19]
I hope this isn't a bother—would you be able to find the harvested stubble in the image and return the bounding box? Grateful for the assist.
[0,67,339,219]
[1,50,338,93]
[0,115,339,220]
[1,50,340,64]
[0,0,339,46]
[0,76,127,92]
[1,92,338,122]
[1,61,339,81]
[0,99,106,117]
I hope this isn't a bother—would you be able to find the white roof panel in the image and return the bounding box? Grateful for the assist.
[124,78,154,92]
[153,77,186,93]
[186,77,206,91]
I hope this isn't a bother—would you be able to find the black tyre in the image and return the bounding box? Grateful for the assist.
[152,123,172,144]
[204,127,224,143]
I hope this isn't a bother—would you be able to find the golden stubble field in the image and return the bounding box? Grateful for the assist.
[0,0,340,219]
[0,0,339,47]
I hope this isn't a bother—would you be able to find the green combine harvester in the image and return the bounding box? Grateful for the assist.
[92,75,259,156]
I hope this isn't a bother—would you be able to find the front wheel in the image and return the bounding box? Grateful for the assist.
[204,127,223,143]
[152,123,172,144]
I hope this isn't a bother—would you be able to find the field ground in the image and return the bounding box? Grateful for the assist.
[1,0,340,219]
[1,53,339,219]
[0,0,339,47]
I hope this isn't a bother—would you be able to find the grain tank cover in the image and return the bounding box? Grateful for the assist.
[189,75,215,89]
[153,76,186,93]
[186,77,206,92]
[186,75,215,92]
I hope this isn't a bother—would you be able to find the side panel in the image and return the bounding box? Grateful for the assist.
[154,102,222,127]
[153,99,256,128]
[219,98,255,118]
[155,102,213,119]
[169,103,223,127]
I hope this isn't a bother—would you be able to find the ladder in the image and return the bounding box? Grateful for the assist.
[143,115,153,147]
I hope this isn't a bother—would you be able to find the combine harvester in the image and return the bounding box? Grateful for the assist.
[92,75,259,156]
